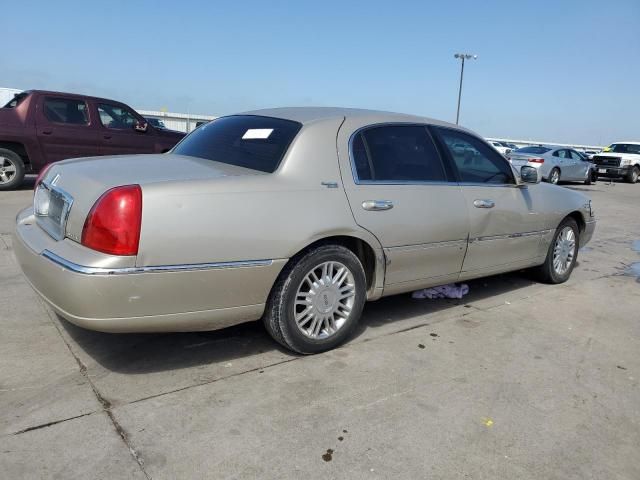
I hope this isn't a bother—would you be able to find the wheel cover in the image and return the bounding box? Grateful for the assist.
[293,261,356,340]
[0,156,17,185]
[553,226,576,275]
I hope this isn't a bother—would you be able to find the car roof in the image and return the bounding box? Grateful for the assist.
[238,106,465,131]
[610,141,640,145]
[23,89,130,106]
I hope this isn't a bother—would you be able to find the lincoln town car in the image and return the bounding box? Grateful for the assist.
[14,108,596,353]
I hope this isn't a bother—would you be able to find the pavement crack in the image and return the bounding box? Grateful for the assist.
[11,412,95,436]
[41,302,152,480]
[127,356,300,407]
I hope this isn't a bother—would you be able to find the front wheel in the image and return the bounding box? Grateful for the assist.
[263,244,367,354]
[534,217,579,284]
[625,165,639,184]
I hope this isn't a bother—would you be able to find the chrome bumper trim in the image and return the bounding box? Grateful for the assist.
[41,250,274,276]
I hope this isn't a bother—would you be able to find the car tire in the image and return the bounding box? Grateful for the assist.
[548,167,560,185]
[584,168,596,185]
[534,217,580,284]
[0,148,25,191]
[263,244,367,354]
[625,165,639,184]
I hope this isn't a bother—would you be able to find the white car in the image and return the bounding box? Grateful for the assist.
[488,140,511,156]
[591,142,640,183]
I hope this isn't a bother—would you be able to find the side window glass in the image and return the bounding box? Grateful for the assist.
[98,103,139,130]
[351,133,372,180]
[569,150,583,161]
[43,98,89,125]
[435,128,515,184]
[354,125,446,182]
[552,150,560,157]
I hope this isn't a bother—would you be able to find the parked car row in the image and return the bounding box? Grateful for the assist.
[0,90,185,190]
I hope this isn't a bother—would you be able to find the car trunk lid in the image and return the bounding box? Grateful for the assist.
[36,153,265,244]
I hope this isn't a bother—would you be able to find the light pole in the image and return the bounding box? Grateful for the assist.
[454,53,477,125]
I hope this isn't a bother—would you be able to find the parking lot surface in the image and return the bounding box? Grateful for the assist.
[1,177,639,479]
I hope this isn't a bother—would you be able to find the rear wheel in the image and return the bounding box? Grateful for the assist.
[534,217,579,284]
[263,244,366,354]
[0,149,25,191]
[548,168,560,185]
[625,165,639,184]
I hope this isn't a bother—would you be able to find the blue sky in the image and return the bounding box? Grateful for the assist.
[2,0,639,144]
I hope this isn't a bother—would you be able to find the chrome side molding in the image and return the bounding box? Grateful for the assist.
[41,250,273,276]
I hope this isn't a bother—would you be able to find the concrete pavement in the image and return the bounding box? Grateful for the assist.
[1,179,639,479]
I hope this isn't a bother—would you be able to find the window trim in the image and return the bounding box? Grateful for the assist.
[348,122,453,186]
[430,125,517,186]
[42,96,91,127]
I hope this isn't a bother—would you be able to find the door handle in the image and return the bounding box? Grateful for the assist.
[103,134,112,140]
[473,199,495,209]
[362,200,394,211]
[41,129,52,135]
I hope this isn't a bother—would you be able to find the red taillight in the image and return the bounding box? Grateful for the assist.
[34,164,53,190]
[529,157,545,164]
[81,185,142,256]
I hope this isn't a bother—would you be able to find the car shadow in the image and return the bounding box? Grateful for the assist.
[56,271,538,374]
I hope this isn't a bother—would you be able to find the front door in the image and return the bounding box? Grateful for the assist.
[433,126,547,276]
[338,122,470,292]
[95,102,156,156]
[35,96,99,163]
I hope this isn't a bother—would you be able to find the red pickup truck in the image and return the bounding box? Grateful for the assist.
[0,90,185,190]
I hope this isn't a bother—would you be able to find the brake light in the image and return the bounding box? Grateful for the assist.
[529,157,545,164]
[34,164,53,190]
[81,185,142,256]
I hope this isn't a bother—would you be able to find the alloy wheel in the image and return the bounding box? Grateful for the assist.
[0,156,17,185]
[553,226,576,275]
[293,261,356,340]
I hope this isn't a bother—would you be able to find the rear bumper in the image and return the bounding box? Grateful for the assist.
[13,208,285,333]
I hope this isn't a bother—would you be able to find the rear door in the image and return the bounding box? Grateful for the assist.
[35,96,99,163]
[95,102,156,155]
[432,127,547,276]
[337,121,469,292]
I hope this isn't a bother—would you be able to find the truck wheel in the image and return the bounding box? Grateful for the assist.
[0,148,25,191]
[626,166,639,184]
[533,217,579,284]
[263,244,366,354]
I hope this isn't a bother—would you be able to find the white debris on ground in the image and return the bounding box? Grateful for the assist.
[412,283,470,299]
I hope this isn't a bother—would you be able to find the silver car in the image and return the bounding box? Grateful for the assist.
[14,108,596,353]
[509,145,596,185]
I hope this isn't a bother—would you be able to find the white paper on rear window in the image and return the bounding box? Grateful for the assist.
[242,128,273,140]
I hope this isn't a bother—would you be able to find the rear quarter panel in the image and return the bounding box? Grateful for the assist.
[136,118,384,268]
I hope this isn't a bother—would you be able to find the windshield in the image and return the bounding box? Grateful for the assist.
[172,115,302,173]
[515,146,551,154]
[604,144,640,155]
[2,92,28,109]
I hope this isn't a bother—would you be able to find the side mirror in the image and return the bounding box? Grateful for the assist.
[134,121,148,133]
[520,165,541,184]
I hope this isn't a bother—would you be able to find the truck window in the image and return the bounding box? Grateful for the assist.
[98,103,140,130]
[43,98,89,125]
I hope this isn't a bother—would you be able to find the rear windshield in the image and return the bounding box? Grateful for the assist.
[515,146,551,154]
[172,115,302,173]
